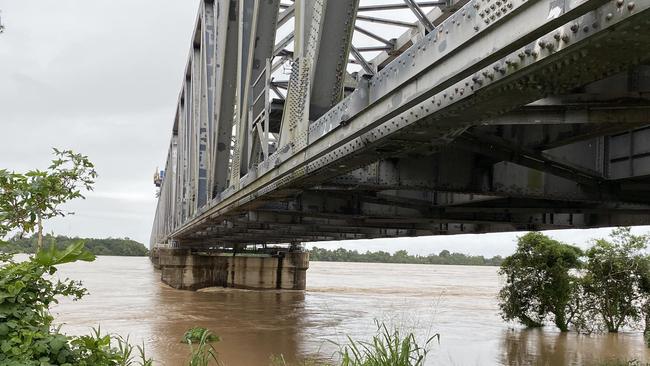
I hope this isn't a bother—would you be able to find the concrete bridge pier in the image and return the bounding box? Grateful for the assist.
[154,248,309,291]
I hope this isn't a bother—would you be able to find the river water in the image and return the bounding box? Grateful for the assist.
[50,256,650,365]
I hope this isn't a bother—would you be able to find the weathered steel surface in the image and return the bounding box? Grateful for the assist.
[151,0,650,249]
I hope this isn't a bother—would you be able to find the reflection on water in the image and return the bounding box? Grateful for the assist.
[51,257,650,365]
[499,328,647,366]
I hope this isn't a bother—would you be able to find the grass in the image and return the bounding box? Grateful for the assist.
[338,321,438,366]
[182,327,222,366]
[269,321,437,366]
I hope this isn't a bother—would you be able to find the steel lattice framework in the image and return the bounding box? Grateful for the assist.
[151,0,650,250]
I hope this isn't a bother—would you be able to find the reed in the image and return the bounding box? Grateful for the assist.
[337,321,438,366]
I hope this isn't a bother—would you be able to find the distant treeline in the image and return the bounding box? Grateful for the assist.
[1,235,149,256]
[309,247,504,266]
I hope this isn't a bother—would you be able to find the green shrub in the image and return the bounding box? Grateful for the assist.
[0,242,153,365]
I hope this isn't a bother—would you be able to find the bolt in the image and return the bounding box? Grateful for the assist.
[538,40,547,48]
[518,52,526,59]
[554,33,561,41]
[570,24,579,33]
[606,13,613,21]
[561,34,570,43]
[616,0,624,7]
[628,2,635,10]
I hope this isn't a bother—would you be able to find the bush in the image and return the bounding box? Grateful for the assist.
[0,242,153,365]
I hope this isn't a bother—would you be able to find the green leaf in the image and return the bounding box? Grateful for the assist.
[35,241,95,267]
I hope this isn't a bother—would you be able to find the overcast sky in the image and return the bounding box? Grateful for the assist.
[1,1,648,256]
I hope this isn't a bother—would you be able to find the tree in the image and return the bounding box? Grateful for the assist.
[581,227,650,333]
[0,170,32,238]
[636,255,650,345]
[498,232,582,331]
[0,150,158,365]
[0,149,96,249]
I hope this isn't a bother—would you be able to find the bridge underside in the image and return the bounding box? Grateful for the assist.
[151,0,650,252]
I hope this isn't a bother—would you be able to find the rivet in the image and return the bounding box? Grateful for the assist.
[616,0,624,7]
[606,13,613,21]
[628,2,635,10]
[570,24,579,33]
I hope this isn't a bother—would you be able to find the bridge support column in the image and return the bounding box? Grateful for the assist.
[149,247,161,270]
[156,248,309,291]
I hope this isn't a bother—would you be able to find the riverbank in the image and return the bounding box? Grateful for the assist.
[309,246,504,266]
[1,235,148,256]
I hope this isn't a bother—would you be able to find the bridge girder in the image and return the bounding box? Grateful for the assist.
[151,0,650,249]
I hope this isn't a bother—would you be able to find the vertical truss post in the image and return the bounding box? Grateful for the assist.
[200,1,216,207]
[278,0,324,150]
[231,0,280,187]
[211,0,239,197]
[191,47,202,216]
[309,0,360,120]
[230,0,255,188]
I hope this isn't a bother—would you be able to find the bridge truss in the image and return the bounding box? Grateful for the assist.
[151,0,650,250]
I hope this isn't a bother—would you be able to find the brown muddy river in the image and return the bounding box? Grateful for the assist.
[51,256,650,365]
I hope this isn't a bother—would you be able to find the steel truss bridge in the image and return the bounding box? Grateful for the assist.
[151,0,650,250]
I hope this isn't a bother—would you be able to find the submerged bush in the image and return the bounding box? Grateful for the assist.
[498,228,650,339]
[498,232,582,331]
